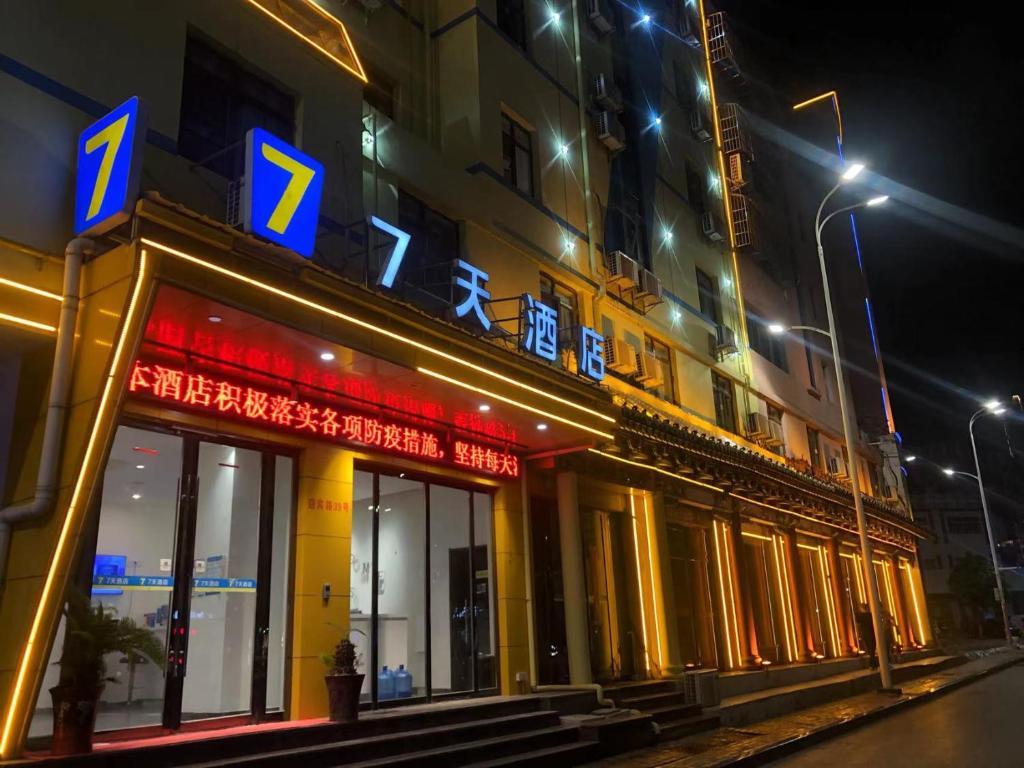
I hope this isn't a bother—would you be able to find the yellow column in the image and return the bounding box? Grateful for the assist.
[494,479,530,694]
[289,446,353,719]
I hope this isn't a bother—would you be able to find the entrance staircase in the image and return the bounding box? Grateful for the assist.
[27,693,650,768]
[604,680,719,741]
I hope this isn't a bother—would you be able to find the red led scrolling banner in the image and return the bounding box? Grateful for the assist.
[127,360,520,478]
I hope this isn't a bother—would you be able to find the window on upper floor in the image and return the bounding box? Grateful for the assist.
[179,34,296,180]
[363,61,396,121]
[712,372,736,433]
[397,190,461,308]
[644,335,677,404]
[502,112,535,197]
[695,268,722,325]
[746,305,789,372]
[539,273,579,345]
[496,0,528,52]
[806,427,822,470]
[767,405,784,455]
[822,362,837,403]
[685,161,705,212]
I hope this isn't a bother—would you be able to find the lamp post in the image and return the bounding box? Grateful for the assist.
[785,164,896,689]
[957,401,1014,644]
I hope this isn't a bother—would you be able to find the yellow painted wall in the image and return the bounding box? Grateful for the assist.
[493,479,529,694]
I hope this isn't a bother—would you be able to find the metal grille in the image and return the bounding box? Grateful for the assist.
[720,103,742,156]
[730,192,752,248]
[706,12,733,66]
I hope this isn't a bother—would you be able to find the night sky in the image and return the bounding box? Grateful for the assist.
[718,1,1024,467]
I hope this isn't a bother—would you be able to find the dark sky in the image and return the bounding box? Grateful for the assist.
[718,1,1024,460]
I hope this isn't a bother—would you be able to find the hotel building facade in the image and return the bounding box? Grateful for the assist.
[0,0,929,756]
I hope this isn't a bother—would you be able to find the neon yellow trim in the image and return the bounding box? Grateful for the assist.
[0,313,56,333]
[586,449,725,493]
[900,562,926,645]
[740,530,772,542]
[0,278,61,302]
[641,494,663,671]
[1,250,149,757]
[139,238,614,427]
[629,493,651,673]
[712,520,733,669]
[719,520,743,665]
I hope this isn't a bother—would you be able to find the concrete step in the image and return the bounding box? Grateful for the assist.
[615,690,694,711]
[465,741,603,767]
[186,710,563,768]
[604,680,679,704]
[342,724,584,768]
[657,712,721,742]
[644,702,703,723]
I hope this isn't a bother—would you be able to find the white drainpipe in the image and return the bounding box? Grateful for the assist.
[0,238,92,590]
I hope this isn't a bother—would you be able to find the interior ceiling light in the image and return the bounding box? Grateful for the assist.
[319,351,336,361]
[478,404,491,412]
[208,314,223,323]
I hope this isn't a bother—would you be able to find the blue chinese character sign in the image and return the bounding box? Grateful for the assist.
[522,294,558,362]
[242,128,324,258]
[74,96,146,236]
[454,260,492,331]
[578,326,605,382]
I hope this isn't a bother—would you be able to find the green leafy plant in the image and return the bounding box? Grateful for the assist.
[56,589,165,689]
[320,628,365,674]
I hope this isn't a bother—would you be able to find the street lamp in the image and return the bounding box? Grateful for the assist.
[966,401,1013,644]
[811,164,897,690]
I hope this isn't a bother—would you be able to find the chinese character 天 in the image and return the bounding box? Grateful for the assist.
[453,259,491,331]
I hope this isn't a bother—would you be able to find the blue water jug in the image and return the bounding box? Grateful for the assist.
[394,664,413,698]
[378,665,395,700]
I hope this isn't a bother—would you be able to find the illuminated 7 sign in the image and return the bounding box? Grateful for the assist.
[242,128,325,258]
[74,96,146,236]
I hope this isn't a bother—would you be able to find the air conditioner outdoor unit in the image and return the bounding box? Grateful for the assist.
[605,250,640,287]
[635,351,663,388]
[690,109,712,142]
[593,73,623,113]
[714,325,737,358]
[683,669,720,707]
[728,152,746,187]
[595,111,626,154]
[638,268,664,306]
[746,412,770,440]
[766,418,785,447]
[586,0,615,35]
[605,338,638,375]
[701,210,724,242]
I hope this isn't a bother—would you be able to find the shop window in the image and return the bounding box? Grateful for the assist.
[496,0,528,51]
[502,112,535,197]
[696,268,722,325]
[179,34,296,179]
[746,304,788,372]
[795,542,842,658]
[540,272,579,345]
[397,190,461,309]
[712,372,736,433]
[644,335,677,404]
[806,427,822,470]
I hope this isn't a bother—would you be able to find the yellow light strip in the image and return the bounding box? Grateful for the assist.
[641,494,664,671]
[900,562,927,645]
[882,561,899,639]
[1,250,150,757]
[817,546,843,656]
[791,89,844,143]
[629,493,651,673]
[740,530,772,542]
[776,535,800,660]
[0,312,56,334]
[711,520,734,669]
[241,0,368,83]
[720,521,743,665]
[140,238,615,426]
[0,277,61,301]
[797,543,821,552]
[419,368,613,440]
[855,554,867,604]
[587,448,726,492]
[771,535,793,662]
[698,0,751,377]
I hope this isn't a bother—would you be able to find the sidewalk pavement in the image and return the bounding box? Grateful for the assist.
[587,647,1024,768]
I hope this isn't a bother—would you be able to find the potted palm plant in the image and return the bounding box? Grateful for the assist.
[50,589,165,755]
[321,632,364,722]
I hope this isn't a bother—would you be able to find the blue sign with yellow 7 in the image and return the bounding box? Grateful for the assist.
[73,96,146,236]
[242,128,324,258]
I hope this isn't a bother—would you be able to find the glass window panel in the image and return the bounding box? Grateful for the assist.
[430,484,472,694]
[376,475,427,699]
[473,492,496,690]
[181,442,262,720]
[266,456,293,711]
[351,470,375,701]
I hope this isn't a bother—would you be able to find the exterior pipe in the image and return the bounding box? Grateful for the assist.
[0,238,92,591]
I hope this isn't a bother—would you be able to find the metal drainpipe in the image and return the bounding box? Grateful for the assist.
[0,238,92,591]
[569,0,605,330]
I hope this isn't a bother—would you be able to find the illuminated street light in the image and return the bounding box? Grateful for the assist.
[767,323,786,335]
[942,468,955,476]
[866,195,889,206]
[905,455,916,462]
[841,162,865,181]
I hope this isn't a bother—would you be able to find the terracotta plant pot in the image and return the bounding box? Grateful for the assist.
[325,673,364,722]
[50,683,103,755]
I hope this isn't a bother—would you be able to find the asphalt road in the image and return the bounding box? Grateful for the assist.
[767,663,1024,767]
